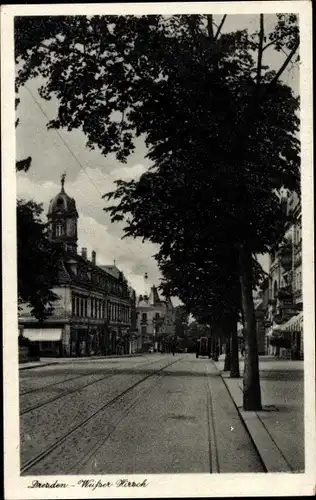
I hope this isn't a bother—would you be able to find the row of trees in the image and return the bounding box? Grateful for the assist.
[15,13,300,410]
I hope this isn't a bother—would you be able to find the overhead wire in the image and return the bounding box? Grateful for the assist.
[25,85,104,197]
[23,84,151,282]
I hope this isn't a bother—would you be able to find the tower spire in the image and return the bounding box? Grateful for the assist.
[61,172,66,192]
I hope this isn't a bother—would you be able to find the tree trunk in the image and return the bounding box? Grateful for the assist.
[212,330,217,360]
[238,242,262,410]
[230,319,240,378]
[224,331,231,371]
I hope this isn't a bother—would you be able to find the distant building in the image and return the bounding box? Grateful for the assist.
[18,175,133,357]
[136,286,175,352]
[265,192,303,358]
[253,280,269,355]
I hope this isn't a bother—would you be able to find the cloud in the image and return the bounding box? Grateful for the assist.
[16,163,161,294]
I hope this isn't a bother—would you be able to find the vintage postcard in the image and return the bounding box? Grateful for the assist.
[2,1,315,498]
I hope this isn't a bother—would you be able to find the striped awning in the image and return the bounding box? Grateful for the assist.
[23,328,63,342]
[276,312,303,333]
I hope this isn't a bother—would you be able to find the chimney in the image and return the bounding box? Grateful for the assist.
[92,250,96,265]
[81,247,87,259]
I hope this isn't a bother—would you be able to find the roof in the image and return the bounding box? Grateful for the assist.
[47,188,78,217]
[99,265,121,279]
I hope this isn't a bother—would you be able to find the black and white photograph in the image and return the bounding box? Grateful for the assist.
[2,2,315,498]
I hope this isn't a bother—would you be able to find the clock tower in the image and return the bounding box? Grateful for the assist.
[47,173,79,253]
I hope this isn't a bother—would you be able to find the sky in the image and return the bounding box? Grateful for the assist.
[15,14,299,302]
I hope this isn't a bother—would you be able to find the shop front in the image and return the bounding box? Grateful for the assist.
[267,311,303,359]
[23,327,65,357]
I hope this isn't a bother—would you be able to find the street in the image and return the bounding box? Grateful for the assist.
[19,354,265,475]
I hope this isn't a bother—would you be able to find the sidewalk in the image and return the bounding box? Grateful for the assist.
[19,353,144,371]
[213,355,304,472]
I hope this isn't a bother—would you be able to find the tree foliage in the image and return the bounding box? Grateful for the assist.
[17,199,61,322]
[15,13,300,408]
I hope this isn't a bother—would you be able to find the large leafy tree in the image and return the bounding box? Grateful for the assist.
[173,305,189,339]
[15,14,300,410]
[17,199,61,322]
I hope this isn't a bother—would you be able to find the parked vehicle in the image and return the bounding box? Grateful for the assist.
[196,337,211,358]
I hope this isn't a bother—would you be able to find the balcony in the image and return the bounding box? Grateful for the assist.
[276,285,292,301]
[278,244,293,271]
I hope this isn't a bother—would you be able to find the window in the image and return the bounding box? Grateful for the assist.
[72,295,76,316]
[142,313,147,323]
[56,223,63,237]
[84,298,87,317]
[76,297,79,316]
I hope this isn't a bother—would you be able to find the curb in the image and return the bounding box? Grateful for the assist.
[19,362,59,371]
[19,354,144,371]
[213,363,292,473]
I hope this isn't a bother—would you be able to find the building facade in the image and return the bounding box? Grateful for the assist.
[18,177,133,357]
[136,286,175,352]
[265,192,303,358]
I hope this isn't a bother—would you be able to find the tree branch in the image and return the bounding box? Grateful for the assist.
[256,14,264,86]
[207,14,214,40]
[262,40,277,52]
[269,38,300,86]
[215,15,227,40]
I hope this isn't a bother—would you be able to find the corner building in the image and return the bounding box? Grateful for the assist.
[265,192,303,358]
[136,286,175,352]
[18,177,133,357]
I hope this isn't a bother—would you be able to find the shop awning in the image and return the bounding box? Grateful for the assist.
[276,312,303,333]
[23,328,63,342]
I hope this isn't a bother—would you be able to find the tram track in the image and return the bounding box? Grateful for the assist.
[204,367,220,473]
[20,372,96,396]
[20,357,165,415]
[20,357,182,474]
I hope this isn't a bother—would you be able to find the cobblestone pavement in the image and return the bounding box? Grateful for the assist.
[20,354,264,474]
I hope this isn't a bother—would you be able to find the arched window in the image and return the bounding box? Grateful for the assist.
[56,223,63,237]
